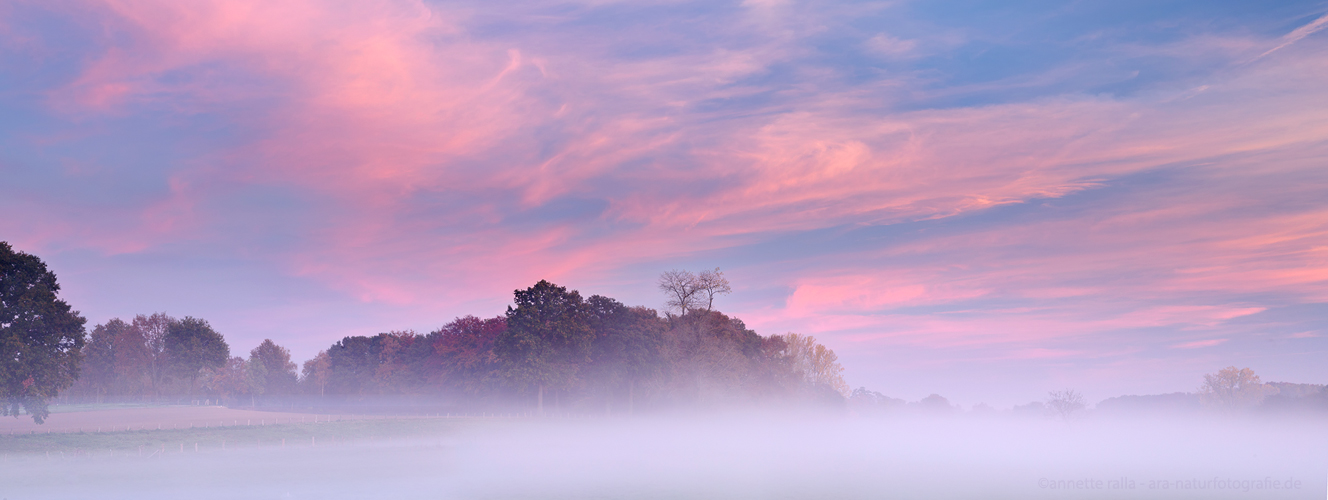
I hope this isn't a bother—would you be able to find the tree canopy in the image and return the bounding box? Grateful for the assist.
[57,272,855,414]
[250,339,298,396]
[495,280,594,413]
[164,316,229,394]
[0,242,86,423]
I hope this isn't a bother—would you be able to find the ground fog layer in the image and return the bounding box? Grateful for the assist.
[2,412,1324,500]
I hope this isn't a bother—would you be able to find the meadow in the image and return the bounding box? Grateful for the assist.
[2,405,1324,500]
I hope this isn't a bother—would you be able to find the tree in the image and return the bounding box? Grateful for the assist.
[373,331,428,394]
[1046,389,1086,420]
[165,316,229,395]
[658,268,733,315]
[0,242,86,423]
[110,320,150,396]
[1199,366,1271,411]
[659,310,768,405]
[585,296,665,413]
[249,339,298,398]
[300,350,331,397]
[658,270,701,315]
[849,387,905,415]
[80,320,122,401]
[780,333,848,397]
[327,335,377,395]
[494,280,594,414]
[132,312,172,396]
[79,318,151,399]
[201,356,260,405]
[694,268,731,312]
[431,315,505,395]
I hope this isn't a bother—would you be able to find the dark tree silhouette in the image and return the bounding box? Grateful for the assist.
[165,316,229,395]
[495,280,593,414]
[0,242,86,423]
[585,296,664,413]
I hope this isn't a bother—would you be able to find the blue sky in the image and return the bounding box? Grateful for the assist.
[2,0,1326,406]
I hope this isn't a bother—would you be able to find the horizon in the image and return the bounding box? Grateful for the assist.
[3,0,1327,409]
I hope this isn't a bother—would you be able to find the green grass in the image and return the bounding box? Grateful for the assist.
[0,417,493,455]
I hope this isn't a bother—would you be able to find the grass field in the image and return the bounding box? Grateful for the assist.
[0,416,498,455]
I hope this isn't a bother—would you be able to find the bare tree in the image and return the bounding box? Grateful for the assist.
[1046,389,1086,420]
[694,268,732,312]
[659,269,701,315]
[658,268,732,315]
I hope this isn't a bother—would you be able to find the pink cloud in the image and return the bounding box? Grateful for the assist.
[7,0,1326,367]
[1171,339,1228,349]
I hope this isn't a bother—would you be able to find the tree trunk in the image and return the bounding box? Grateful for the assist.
[537,384,544,416]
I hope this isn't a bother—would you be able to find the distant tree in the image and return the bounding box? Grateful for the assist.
[327,335,377,395]
[164,316,229,395]
[111,320,151,396]
[495,280,594,414]
[300,350,331,396]
[201,357,256,405]
[0,242,87,424]
[1199,366,1272,411]
[585,296,665,413]
[659,270,702,315]
[249,339,298,397]
[915,394,955,413]
[1012,401,1047,417]
[1046,389,1087,420]
[780,333,849,397]
[693,268,732,312]
[660,310,768,405]
[373,331,429,394]
[80,320,121,401]
[431,316,505,395]
[132,312,172,396]
[849,387,906,415]
[244,358,267,405]
[658,268,732,315]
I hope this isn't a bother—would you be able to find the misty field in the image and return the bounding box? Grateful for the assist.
[2,407,1325,499]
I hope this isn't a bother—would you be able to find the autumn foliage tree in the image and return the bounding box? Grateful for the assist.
[1200,366,1272,412]
[249,339,298,398]
[781,333,849,397]
[431,315,505,396]
[301,350,331,397]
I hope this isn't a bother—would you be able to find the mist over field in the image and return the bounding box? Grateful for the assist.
[3,411,1324,500]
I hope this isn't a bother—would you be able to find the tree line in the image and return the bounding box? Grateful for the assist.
[3,240,850,421]
[72,279,849,414]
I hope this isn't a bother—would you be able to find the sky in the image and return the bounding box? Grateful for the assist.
[1,0,1326,408]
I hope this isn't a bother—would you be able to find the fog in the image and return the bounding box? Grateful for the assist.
[3,411,1324,499]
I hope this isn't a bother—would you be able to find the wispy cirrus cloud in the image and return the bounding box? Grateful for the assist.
[1,0,1326,403]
